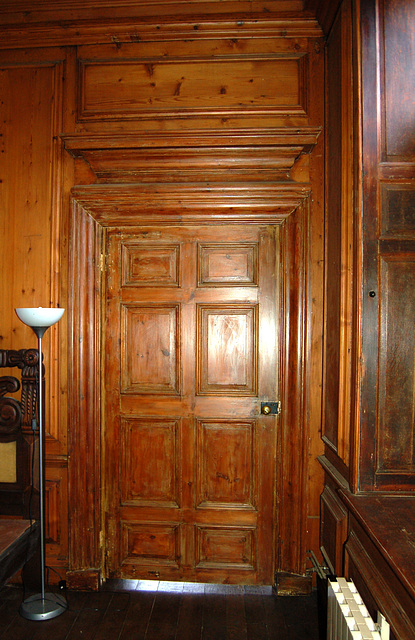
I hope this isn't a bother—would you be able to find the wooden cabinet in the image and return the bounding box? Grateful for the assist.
[320,1,415,637]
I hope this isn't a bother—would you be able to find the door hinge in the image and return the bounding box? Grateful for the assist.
[100,253,105,272]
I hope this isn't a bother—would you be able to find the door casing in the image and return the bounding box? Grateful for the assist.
[66,188,312,588]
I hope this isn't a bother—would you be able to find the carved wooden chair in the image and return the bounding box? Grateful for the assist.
[0,348,40,518]
[0,348,41,586]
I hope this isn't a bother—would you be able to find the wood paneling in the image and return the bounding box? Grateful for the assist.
[0,54,66,453]
[382,0,415,161]
[322,0,353,475]
[67,202,102,584]
[63,129,320,183]
[345,513,415,640]
[198,244,258,287]
[0,48,68,580]
[0,12,321,51]
[320,484,347,575]
[73,37,321,133]
[377,254,415,476]
[359,0,415,491]
[122,243,180,287]
[78,56,306,121]
[195,526,255,570]
[380,185,415,237]
[0,2,325,588]
[320,2,415,635]
[0,0,305,23]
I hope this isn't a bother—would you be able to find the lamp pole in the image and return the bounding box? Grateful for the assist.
[15,307,66,621]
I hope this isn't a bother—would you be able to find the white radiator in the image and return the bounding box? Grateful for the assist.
[327,578,390,640]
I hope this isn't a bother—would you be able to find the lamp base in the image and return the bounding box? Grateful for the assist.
[19,592,67,621]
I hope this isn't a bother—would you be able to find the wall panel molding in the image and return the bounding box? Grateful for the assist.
[0,15,322,50]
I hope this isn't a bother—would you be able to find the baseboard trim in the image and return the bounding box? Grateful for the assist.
[274,571,312,595]
[66,569,101,591]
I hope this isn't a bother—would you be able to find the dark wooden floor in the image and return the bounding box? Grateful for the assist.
[0,580,320,640]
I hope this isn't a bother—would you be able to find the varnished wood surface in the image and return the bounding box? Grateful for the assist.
[0,581,320,640]
[1,0,325,587]
[0,520,39,587]
[0,520,33,558]
[340,491,415,602]
[103,225,278,584]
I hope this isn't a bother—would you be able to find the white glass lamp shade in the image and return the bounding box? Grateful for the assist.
[15,307,65,328]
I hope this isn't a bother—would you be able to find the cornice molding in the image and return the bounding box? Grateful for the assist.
[0,13,322,50]
[71,182,311,225]
[63,128,321,183]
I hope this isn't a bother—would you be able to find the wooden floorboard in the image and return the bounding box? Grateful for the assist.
[0,581,320,640]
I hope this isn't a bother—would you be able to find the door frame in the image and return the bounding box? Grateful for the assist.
[66,184,316,589]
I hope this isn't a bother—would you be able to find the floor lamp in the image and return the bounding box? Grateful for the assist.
[15,307,66,621]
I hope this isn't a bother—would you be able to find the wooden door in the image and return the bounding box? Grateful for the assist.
[103,223,279,584]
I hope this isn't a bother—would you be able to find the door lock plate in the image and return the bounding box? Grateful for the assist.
[261,401,281,415]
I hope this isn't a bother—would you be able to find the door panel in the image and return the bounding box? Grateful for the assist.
[104,224,279,584]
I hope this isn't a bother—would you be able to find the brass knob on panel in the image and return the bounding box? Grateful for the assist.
[262,405,271,415]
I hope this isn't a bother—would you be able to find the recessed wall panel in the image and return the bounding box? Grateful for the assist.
[79,56,306,120]
[377,256,415,473]
[383,0,415,159]
[380,185,415,237]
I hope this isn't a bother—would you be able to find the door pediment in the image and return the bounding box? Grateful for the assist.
[63,128,320,184]
[71,182,310,225]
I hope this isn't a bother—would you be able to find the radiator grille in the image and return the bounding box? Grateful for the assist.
[327,578,389,640]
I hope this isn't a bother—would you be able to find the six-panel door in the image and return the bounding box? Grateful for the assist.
[103,224,279,584]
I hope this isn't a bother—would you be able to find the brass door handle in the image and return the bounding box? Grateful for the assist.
[261,402,281,415]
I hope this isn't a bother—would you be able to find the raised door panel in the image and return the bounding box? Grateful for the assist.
[197,306,257,395]
[122,243,180,287]
[121,305,180,394]
[121,522,180,570]
[120,417,180,507]
[196,419,256,510]
[195,526,256,571]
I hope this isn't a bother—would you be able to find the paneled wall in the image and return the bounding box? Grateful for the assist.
[320,1,415,637]
[0,2,325,587]
[0,47,69,572]
[321,0,415,493]
[358,0,415,491]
